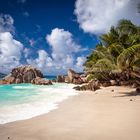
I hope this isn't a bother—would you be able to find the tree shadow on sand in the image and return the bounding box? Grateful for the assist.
[114,91,140,97]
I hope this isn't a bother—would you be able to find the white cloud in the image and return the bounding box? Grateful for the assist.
[0,14,24,73]
[27,28,86,75]
[0,14,15,33]
[74,56,86,72]
[76,56,86,67]
[47,28,81,60]
[74,0,140,34]
[0,32,23,73]
[27,50,54,74]
[23,48,31,58]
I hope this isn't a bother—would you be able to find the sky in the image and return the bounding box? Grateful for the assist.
[0,0,140,75]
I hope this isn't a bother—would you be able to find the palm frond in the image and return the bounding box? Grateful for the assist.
[117,44,140,70]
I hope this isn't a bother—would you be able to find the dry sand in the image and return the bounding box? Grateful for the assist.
[0,86,140,140]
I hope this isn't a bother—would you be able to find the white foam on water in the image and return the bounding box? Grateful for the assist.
[12,85,36,90]
[0,83,78,124]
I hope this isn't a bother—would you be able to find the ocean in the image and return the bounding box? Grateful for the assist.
[0,82,78,124]
[44,75,57,80]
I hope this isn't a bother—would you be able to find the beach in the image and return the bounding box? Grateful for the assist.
[0,86,140,140]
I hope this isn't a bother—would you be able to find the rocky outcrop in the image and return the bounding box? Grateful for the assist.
[67,69,83,84]
[101,81,111,87]
[0,65,52,85]
[80,74,88,83]
[73,80,100,91]
[136,87,140,92]
[31,77,52,85]
[56,69,84,84]
[0,79,7,84]
[56,75,65,82]
[110,80,118,86]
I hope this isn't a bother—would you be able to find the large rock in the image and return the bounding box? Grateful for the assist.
[73,80,100,91]
[136,87,140,93]
[119,81,130,86]
[110,80,118,86]
[4,74,16,84]
[101,81,111,87]
[80,74,88,83]
[0,65,52,85]
[31,77,52,85]
[56,75,65,82]
[67,69,83,84]
[0,79,8,84]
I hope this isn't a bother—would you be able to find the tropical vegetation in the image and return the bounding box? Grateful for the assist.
[84,19,140,86]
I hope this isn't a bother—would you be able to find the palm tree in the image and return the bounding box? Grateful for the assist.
[85,19,140,83]
[117,44,140,75]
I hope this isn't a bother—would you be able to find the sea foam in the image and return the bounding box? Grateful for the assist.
[0,83,78,124]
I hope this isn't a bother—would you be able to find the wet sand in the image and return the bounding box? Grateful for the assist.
[0,86,140,140]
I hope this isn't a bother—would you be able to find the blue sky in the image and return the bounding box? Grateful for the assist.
[0,0,139,75]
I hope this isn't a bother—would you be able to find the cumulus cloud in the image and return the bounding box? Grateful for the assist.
[0,14,24,73]
[27,28,86,75]
[47,28,82,60]
[0,32,23,73]
[75,0,140,34]
[27,50,54,74]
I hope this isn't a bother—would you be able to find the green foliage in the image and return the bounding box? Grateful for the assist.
[87,74,95,81]
[117,44,140,70]
[84,19,140,81]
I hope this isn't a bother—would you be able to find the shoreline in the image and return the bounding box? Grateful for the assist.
[0,86,140,140]
[0,83,78,124]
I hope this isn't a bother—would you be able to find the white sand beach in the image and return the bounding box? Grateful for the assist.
[0,86,140,140]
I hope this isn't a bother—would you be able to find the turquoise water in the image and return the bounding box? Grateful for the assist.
[0,84,35,106]
[0,83,78,124]
[45,75,56,80]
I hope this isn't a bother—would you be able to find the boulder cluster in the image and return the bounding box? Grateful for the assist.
[73,80,100,91]
[56,69,86,84]
[1,65,138,92]
[0,65,52,85]
[73,79,140,92]
[56,69,101,91]
[56,69,140,92]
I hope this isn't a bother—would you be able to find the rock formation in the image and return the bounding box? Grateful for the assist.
[56,75,65,82]
[67,69,83,84]
[73,80,100,91]
[80,74,88,83]
[136,87,140,93]
[31,77,52,85]
[56,69,84,84]
[0,65,52,85]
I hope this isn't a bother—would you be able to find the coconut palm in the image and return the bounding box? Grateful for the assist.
[85,19,140,83]
[117,44,140,74]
